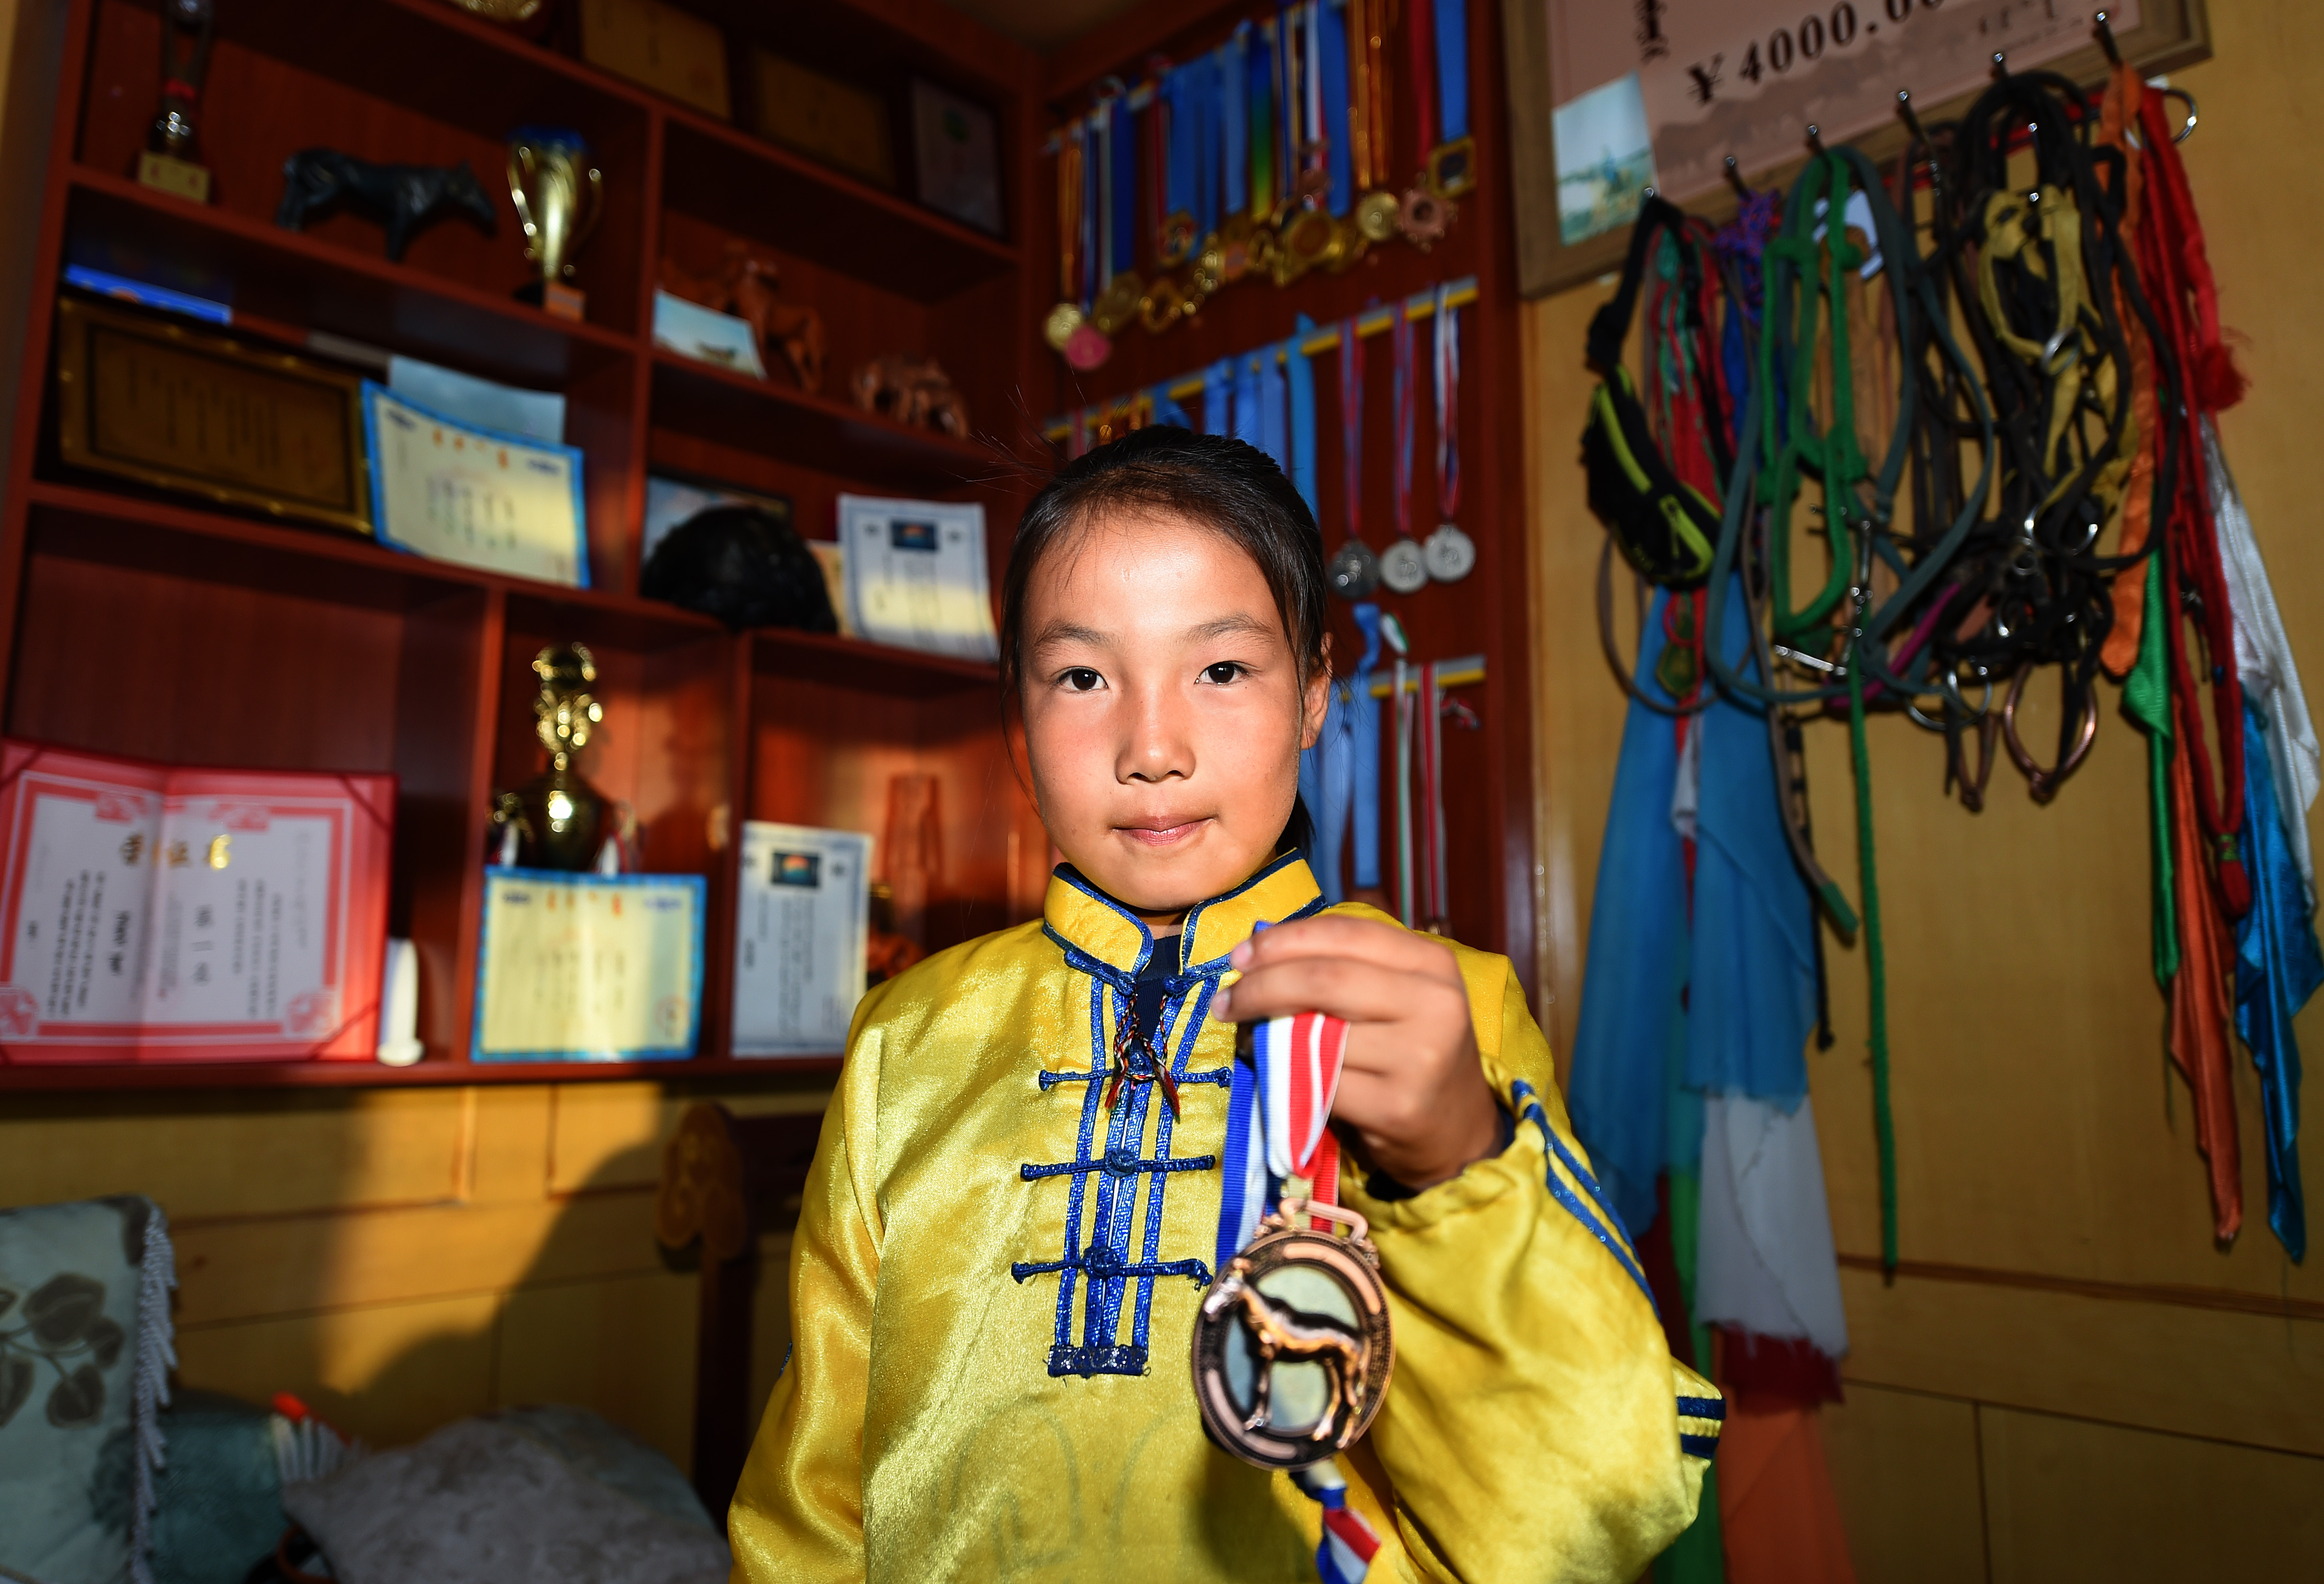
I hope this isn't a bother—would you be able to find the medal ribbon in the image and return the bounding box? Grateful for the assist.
[1434,0,1469,144]
[1095,98,1114,289]
[1433,285,1461,523]
[1221,29,1249,223]
[1112,93,1139,283]
[1163,60,1194,249]
[1421,662,1446,923]
[1249,22,1275,218]
[1338,314,1364,544]
[1289,313,1319,514]
[1318,0,1353,213]
[1350,604,1384,890]
[1392,303,1416,542]
[1406,0,1436,168]
[1217,999,1382,1584]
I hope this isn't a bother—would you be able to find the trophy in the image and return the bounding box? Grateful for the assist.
[139,0,216,203]
[507,126,604,322]
[491,642,612,871]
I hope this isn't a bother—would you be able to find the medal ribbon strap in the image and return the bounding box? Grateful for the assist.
[1421,662,1445,922]
[1221,28,1249,219]
[1249,22,1275,219]
[1258,1010,1349,1202]
[1433,284,1461,523]
[1095,98,1114,289]
[1394,654,1414,925]
[1392,303,1416,542]
[1318,0,1353,213]
[1433,0,1469,144]
[1291,1461,1384,1584]
[1290,312,1320,514]
[1350,603,1384,889]
[1367,0,1391,183]
[1204,357,1234,436]
[1057,121,1080,303]
[1258,344,1290,473]
[1346,0,1370,189]
[1406,0,1436,169]
[1146,68,1169,266]
[1195,56,1221,241]
[1112,94,1139,282]
[1163,61,1194,248]
[1339,314,1365,543]
[1233,352,1265,451]
[1304,0,1325,186]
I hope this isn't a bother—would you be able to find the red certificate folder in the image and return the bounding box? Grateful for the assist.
[0,741,394,1064]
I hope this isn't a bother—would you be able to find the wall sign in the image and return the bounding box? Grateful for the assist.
[1501,0,2213,297]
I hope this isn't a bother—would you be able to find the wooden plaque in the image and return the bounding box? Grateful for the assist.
[53,296,372,535]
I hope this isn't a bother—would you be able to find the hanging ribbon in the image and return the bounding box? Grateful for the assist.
[1433,0,1469,145]
[1432,284,1461,524]
[1221,27,1249,221]
[1404,0,1435,175]
[1350,604,1384,892]
[1249,21,1275,219]
[1204,356,1235,436]
[1420,662,1446,925]
[1318,0,1353,213]
[1216,1006,1382,1584]
[1289,312,1319,513]
[1258,345,1290,473]
[1339,313,1365,543]
[1111,93,1139,283]
[1391,303,1417,544]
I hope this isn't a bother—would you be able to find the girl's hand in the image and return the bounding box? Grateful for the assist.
[1211,915,1502,1190]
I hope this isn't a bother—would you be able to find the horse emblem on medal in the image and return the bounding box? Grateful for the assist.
[1194,1010,1394,1469]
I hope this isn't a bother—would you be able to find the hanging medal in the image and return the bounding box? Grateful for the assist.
[1380,303,1429,594]
[1424,0,1475,199]
[1424,282,1476,581]
[1195,1007,1394,1469]
[1395,0,1454,250]
[1329,313,1381,599]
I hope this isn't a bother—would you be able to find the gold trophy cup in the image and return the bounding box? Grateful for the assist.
[139,0,216,203]
[507,126,604,322]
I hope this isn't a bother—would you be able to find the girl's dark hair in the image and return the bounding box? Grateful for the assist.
[1001,424,1329,856]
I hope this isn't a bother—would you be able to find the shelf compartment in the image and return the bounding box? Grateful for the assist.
[60,170,636,386]
[648,350,998,492]
[751,628,1000,698]
[82,0,649,336]
[661,112,1016,304]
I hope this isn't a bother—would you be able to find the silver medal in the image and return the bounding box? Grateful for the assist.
[1423,523,1476,581]
[1328,539,1382,599]
[1380,537,1429,594]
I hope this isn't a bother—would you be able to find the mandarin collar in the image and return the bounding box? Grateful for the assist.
[1041,853,1326,987]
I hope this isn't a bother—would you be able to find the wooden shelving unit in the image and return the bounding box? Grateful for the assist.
[0,0,1051,1089]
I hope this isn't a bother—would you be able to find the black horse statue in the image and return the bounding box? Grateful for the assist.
[275,149,497,262]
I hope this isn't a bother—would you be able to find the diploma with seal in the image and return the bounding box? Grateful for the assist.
[731,821,871,1057]
[473,868,705,1062]
[363,382,590,587]
[0,741,393,1065]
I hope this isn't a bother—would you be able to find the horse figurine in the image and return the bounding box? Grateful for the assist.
[1201,1260,1370,1443]
[849,354,969,437]
[275,149,497,263]
[658,242,827,394]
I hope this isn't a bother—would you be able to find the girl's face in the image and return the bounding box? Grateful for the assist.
[1020,510,1330,926]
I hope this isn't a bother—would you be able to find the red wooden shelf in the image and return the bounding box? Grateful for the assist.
[64,168,638,383]
[752,625,1001,697]
[648,350,1003,488]
[659,110,1019,302]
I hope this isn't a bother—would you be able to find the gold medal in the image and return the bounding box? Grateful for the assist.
[1355,189,1402,244]
[1140,276,1186,334]
[1158,210,1198,267]
[1273,209,1341,287]
[1091,270,1144,336]
[1191,1197,1393,1470]
[1043,302,1087,352]
[1425,137,1478,200]
[1190,239,1226,297]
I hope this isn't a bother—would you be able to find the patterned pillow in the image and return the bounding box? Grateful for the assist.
[0,1196,176,1584]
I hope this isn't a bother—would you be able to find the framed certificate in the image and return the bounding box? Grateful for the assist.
[53,295,372,536]
[363,382,591,587]
[473,867,705,1062]
[839,494,998,660]
[732,821,871,1058]
[0,741,394,1064]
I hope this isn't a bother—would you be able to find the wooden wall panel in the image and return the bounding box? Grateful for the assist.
[1819,1386,1987,1584]
[498,1269,702,1471]
[1981,1408,2324,1581]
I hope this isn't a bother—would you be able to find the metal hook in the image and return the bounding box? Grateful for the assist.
[2161,86,2199,142]
[2093,10,2124,66]
[1724,155,1751,201]
[1992,51,2008,80]
[1895,89,1929,144]
[1805,123,1826,156]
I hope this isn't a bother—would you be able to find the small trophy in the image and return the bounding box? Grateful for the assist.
[491,642,612,871]
[507,126,604,322]
[139,0,216,203]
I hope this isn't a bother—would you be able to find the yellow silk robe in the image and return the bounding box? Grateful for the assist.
[730,855,1720,1583]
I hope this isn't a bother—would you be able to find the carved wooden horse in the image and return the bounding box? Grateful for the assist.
[1202,1261,1370,1442]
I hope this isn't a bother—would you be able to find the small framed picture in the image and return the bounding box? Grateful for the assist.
[911,79,1003,236]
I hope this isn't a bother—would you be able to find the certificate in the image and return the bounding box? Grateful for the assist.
[364,383,591,587]
[732,822,870,1057]
[473,868,704,1062]
[0,741,394,1064]
[839,494,998,660]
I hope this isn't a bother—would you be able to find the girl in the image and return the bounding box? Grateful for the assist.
[729,428,1718,1581]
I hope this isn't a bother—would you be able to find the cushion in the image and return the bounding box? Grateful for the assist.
[147,1391,289,1584]
[282,1418,729,1584]
[0,1196,176,1584]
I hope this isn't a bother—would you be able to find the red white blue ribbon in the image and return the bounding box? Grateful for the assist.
[1217,1002,1382,1582]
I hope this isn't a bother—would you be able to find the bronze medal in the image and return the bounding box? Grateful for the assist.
[1397,186,1451,250]
[1191,1199,1393,1470]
